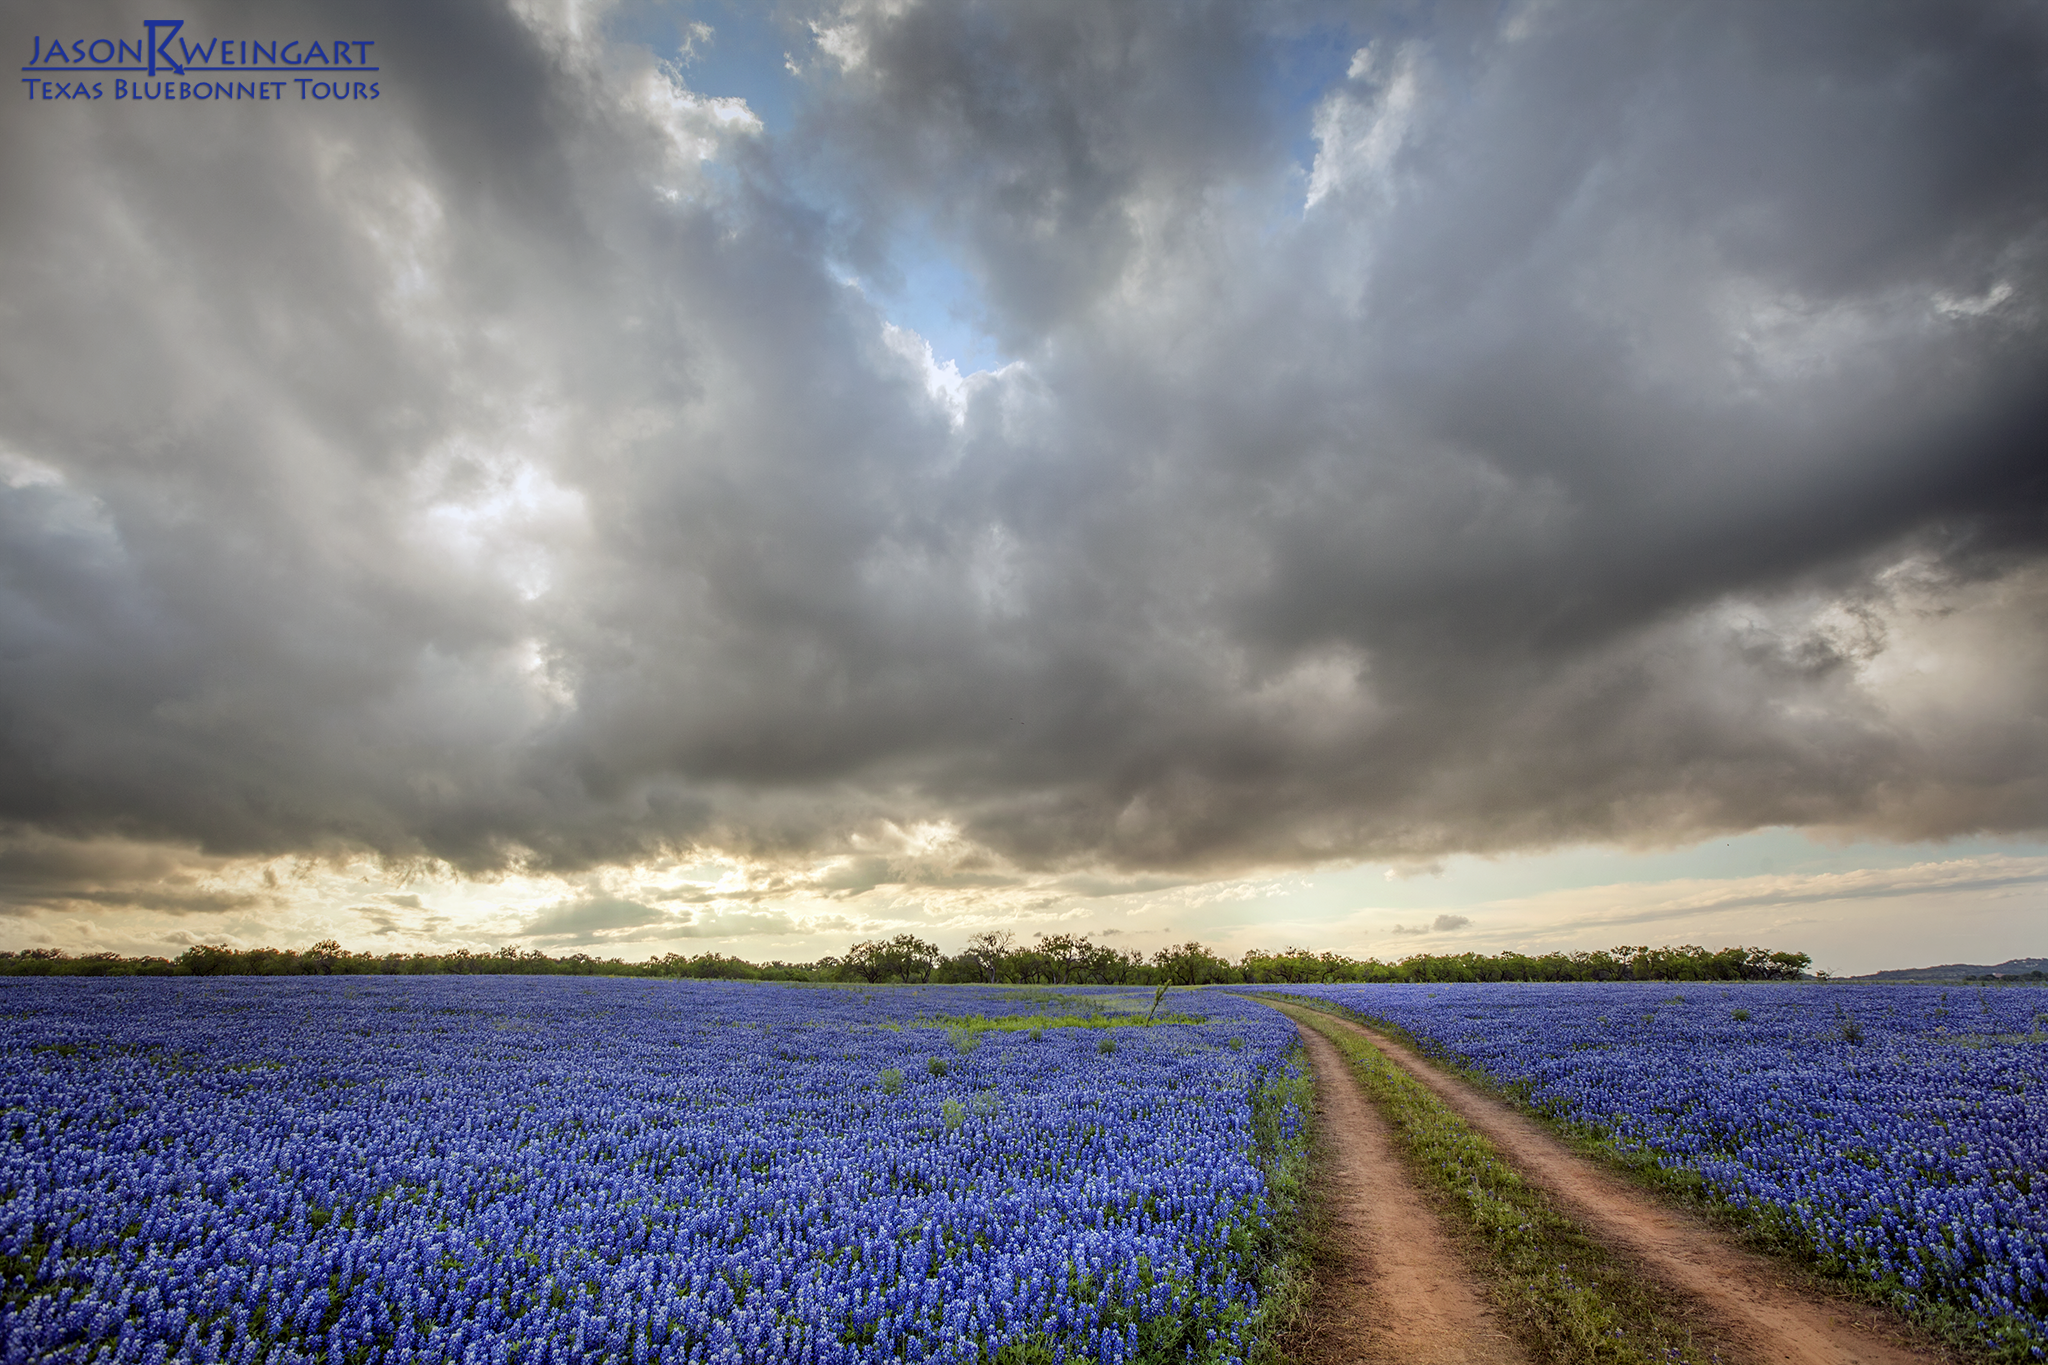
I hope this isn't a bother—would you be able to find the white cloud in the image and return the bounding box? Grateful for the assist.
[880,321,969,422]
[1306,44,1421,210]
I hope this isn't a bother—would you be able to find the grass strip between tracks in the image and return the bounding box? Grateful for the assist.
[1268,999,1722,1365]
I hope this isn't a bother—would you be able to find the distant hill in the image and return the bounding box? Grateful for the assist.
[1851,957,2048,982]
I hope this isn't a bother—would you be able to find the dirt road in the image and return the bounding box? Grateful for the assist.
[1310,1008,1940,1365]
[1292,1020,1526,1365]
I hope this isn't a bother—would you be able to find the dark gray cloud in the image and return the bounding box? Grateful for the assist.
[1391,913,1471,936]
[0,829,277,916]
[797,0,1285,344]
[517,895,800,943]
[1,0,2044,902]
[519,895,671,938]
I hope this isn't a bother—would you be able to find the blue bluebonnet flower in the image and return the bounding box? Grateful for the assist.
[1,979,1300,1365]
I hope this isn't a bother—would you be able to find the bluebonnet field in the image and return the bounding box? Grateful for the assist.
[1,978,1305,1365]
[1274,981,2048,1359]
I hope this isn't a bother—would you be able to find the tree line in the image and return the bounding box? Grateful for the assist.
[0,936,1810,983]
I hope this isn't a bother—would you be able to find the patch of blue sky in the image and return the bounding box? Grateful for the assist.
[869,238,1008,376]
[605,3,1006,375]
[1156,830,2048,921]
[604,0,803,133]
[1259,19,1366,185]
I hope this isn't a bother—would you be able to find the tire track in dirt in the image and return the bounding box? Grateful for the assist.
[1318,1010,1940,1365]
[1292,1020,1526,1365]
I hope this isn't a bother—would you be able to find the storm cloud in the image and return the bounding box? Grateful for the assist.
[518,896,800,945]
[2,0,2044,907]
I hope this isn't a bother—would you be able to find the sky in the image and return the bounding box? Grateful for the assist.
[2,0,2044,976]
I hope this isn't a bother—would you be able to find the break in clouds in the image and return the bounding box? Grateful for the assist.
[2,0,2045,918]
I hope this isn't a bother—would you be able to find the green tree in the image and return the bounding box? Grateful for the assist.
[1153,941,1230,986]
[881,934,941,983]
[958,930,1015,983]
[1037,933,1090,985]
[839,941,887,983]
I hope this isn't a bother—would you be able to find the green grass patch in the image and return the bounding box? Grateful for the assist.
[916,1011,1205,1035]
[997,988,1208,1016]
[1269,1000,1720,1365]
